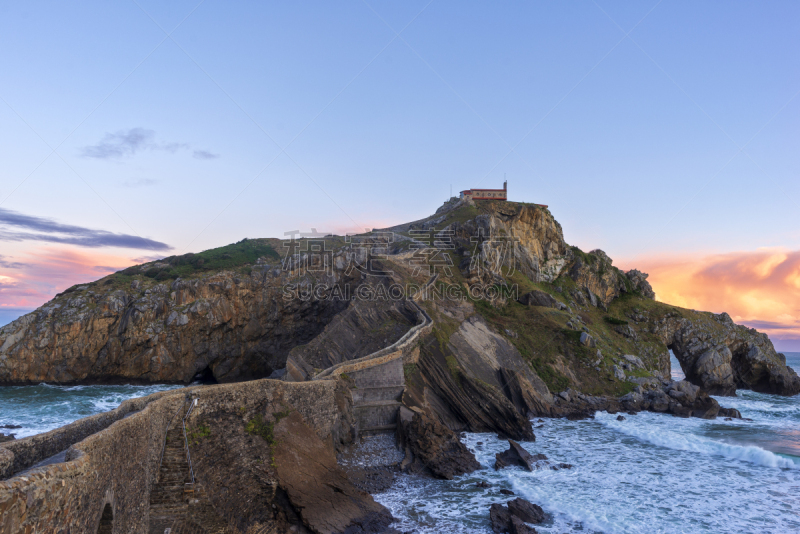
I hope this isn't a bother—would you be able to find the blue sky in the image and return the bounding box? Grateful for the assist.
[1,1,799,346]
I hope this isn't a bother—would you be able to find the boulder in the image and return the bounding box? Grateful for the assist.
[495,440,545,471]
[718,407,742,419]
[518,290,558,308]
[622,354,645,368]
[507,498,545,524]
[579,332,596,348]
[397,407,480,479]
[511,516,538,534]
[0,433,15,443]
[489,498,544,534]
[612,365,626,381]
[500,489,515,495]
[614,325,637,339]
[666,380,699,404]
[645,389,670,412]
[490,503,512,533]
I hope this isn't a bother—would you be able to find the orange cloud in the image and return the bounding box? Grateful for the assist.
[618,249,800,350]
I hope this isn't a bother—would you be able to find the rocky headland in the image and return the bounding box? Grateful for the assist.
[1,197,798,532]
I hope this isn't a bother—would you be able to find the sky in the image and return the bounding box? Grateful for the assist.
[0,1,798,348]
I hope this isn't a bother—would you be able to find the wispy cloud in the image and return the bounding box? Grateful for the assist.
[617,249,800,350]
[0,208,171,251]
[82,128,156,159]
[0,255,26,269]
[193,150,219,160]
[122,178,159,188]
[81,127,217,161]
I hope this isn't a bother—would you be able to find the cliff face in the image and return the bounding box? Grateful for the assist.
[0,263,364,384]
[1,199,797,401]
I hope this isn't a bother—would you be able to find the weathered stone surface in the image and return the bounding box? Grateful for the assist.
[518,290,557,308]
[273,412,393,533]
[653,313,800,396]
[397,407,480,480]
[490,498,544,534]
[0,378,357,533]
[579,332,595,348]
[0,266,404,385]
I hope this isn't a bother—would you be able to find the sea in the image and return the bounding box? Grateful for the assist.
[376,352,800,534]
[1,355,798,533]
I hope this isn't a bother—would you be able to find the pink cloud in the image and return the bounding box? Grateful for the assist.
[0,247,136,309]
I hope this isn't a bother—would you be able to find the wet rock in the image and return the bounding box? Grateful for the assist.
[397,407,480,480]
[0,424,21,429]
[566,410,594,421]
[507,498,545,524]
[510,516,538,534]
[490,498,544,533]
[495,440,546,471]
[0,433,15,443]
[616,415,626,421]
[500,489,515,495]
[553,463,573,470]
[476,481,490,488]
[718,407,742,419]
[490,503,512,533]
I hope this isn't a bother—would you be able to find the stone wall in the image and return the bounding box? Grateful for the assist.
[0,390,185,533]
[0,389,179,480]
[0,379,349,533]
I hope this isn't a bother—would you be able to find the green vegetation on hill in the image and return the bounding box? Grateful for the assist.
[122,238,281,281]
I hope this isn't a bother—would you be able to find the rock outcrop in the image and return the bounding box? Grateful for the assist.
[495,440,544,471]
[396,407,480,479]
[489,497,545,534]
[653,312,800,396]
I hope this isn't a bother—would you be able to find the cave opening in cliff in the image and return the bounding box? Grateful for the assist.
[193,366,218,384]
[96,503,113,533]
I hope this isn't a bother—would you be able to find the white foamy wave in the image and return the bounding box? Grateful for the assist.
[599,414,797,469]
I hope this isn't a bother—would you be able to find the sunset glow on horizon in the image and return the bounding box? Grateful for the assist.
[619,249,800,351]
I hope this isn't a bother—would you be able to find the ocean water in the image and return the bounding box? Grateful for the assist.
[376,353,800,534]
[0,383,183,438]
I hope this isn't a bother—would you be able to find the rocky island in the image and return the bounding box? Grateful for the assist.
[1,198,798,533]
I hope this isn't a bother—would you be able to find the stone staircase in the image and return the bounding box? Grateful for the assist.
[352,369,405,435]
[149,426,192,533]
[149,423,231,533]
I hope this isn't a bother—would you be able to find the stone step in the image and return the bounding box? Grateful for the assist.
[361,424,398,433]
[354,400,402,408]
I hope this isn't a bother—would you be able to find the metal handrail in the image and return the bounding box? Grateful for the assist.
[182,398,198,485]
[158,400,187,476]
